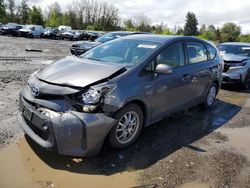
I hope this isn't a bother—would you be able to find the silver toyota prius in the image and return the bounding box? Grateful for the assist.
[17,35,222,157]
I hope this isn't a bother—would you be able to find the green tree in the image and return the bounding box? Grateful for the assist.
[6,0,15,22]
[238,34,250,43]
[0,0,6,22]
[220,22,241,42]
[45,2,63,27]
[177,28,184,35]
[199,24,206,34]
[207,25,216,33]
[19,0,29,24]
[29,5,44,25]
[63,10,78,29]
[184,12,199,36]
[124,19,135,31]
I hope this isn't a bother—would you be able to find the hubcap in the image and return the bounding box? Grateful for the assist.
[207,86,216,106]
[116,111,139,144]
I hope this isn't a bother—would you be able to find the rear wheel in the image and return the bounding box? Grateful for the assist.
[108,103,143,149]
[203,83,217,109]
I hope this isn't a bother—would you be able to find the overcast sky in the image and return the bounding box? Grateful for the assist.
[29,0,250,34]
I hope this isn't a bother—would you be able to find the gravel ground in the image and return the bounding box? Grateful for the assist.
[0,35,250,188]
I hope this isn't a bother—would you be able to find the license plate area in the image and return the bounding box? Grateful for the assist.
[22,104,33,121]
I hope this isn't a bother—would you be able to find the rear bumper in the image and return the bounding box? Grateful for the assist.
[17,96,117,157]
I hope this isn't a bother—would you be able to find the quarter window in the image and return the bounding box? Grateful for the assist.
[206,44,217,60]
[186,42,208,64]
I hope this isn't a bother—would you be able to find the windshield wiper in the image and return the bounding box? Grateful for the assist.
[86,57,102,61]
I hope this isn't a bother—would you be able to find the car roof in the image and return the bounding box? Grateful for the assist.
[219,42,250,46]
[121,34,202,44]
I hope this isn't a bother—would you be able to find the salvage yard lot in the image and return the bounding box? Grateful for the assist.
[0,35,250,188]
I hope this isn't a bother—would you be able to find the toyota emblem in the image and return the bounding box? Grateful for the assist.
[32,87,40,97]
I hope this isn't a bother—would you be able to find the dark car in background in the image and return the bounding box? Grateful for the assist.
[79,30,91,40]
[17,35,222,157]
[88,31,105,41]
[70,31,149,56]
[50,28,62,39]
[62,30,83,40]
[0,23,3,34]
[218,42,250,90]
[1,23,23,36]
[42,27,52,38]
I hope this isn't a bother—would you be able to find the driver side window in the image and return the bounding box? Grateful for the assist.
[143,42,184,74]
[156,42,185,68]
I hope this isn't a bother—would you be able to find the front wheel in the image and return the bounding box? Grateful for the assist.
[241,74,250,90]
[203,83,217,109]
[108,103,143,149]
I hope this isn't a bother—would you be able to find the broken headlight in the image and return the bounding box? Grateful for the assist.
[80,83,116,112]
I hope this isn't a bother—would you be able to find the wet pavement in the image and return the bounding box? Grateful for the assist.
[0,36,250,188]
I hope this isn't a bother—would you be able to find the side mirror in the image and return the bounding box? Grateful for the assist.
[155,64,173,75]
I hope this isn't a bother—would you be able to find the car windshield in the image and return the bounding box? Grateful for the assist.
[96,33,128,43]
[81,39,159,65]
[23,25,33,30]
[218,45,250,57]
[6,23,18,28]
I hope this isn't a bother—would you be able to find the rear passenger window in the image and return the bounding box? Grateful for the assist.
[186,42,208,64]
[206,44,217,60]
[156,42,185,68]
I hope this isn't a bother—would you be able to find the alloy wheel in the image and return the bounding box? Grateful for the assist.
[207,86,216,106]
[115,111,139,144]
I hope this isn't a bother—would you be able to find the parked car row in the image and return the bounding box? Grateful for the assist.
[0,22,105,41]
[70,31,150,56]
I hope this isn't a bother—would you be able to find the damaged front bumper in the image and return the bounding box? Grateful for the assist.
[17,96,117,157]
[222,67,247,84]
[222,72,243,84]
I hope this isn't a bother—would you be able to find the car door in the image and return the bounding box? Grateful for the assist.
[149,41,193,120]
[184,40,213,101]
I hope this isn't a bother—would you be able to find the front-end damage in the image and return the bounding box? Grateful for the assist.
[222,55,250,85]
[17,65,126,157]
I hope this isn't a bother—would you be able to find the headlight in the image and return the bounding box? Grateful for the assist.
[81,83,116,105]
[82,89,101,104]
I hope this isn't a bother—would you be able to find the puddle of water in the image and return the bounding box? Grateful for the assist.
[177,182,210,188]
[0,138,137,188]
[222,127,250,160]
[211,117,227,128]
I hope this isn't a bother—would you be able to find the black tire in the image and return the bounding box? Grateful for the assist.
[203,83,217,109]
[107,103,143,149]
[241,73,250,90]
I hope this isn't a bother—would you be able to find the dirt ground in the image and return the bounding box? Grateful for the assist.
[0,35,250,188]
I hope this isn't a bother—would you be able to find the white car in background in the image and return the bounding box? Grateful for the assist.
[19,25,44,38]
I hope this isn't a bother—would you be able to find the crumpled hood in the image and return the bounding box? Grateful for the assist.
[222,53,249,62]
[37,56,125,87]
